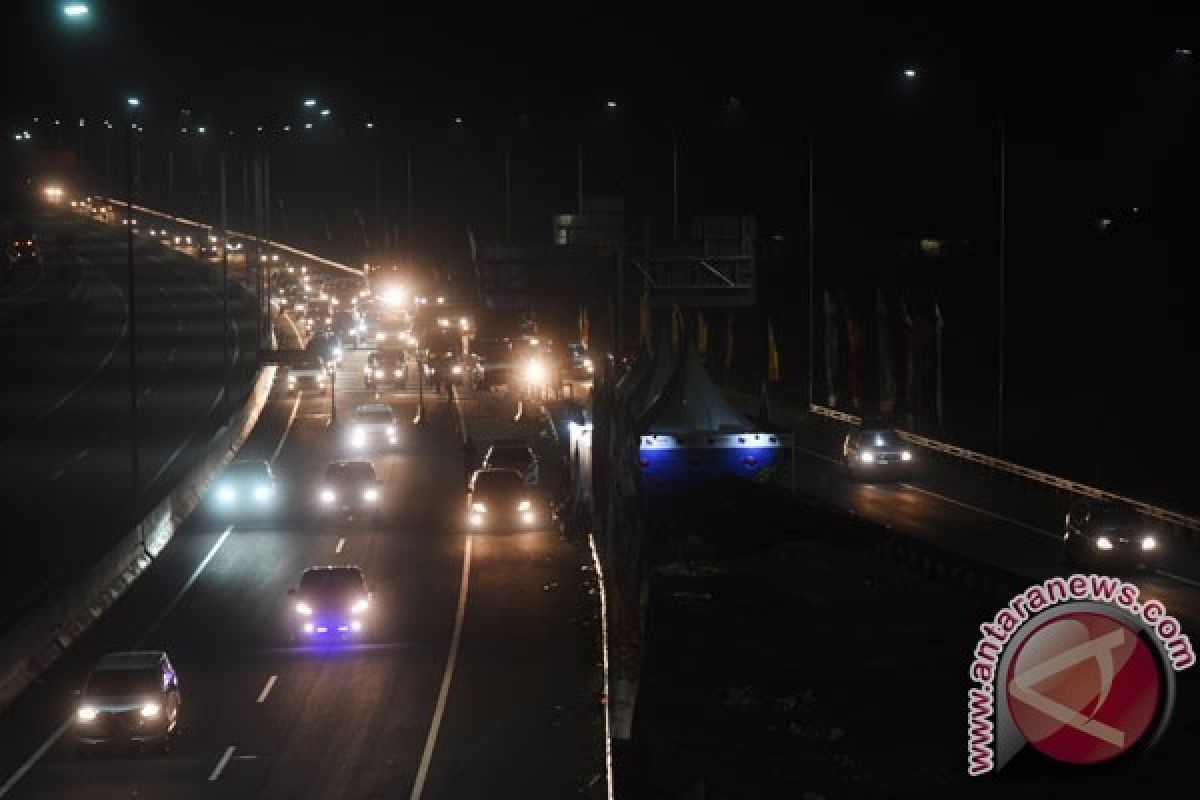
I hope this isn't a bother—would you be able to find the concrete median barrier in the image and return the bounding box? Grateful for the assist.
[0,363,277,715]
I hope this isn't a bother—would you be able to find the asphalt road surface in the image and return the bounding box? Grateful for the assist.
[0,339,600,799]
[770,406,1200,624]
[0,211,257,633]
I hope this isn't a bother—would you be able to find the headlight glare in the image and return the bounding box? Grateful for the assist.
[77,706,98,721]
[472,502,487,513]
[860,451,875,464]
[517,500,531,512]
[319,488,336,504]
[140,702,161,718]
[295,601,313,615]
[1142,536,1157,551]
[1096,536,1114,550]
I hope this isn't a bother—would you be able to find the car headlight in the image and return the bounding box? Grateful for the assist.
[351,597,369,614]
[901,450,913,462]
[374,369,385,379]
[1096,536,1114,550]
[472,502,487,513]
[376,332,386,340]
[470,514,483,526]
[364,487,380,502]
[295,601,313,615]
[517,500,531,512]
[387,425,397,436]
[451,365,463,374]
[254,485,272,501]
[584,358,594,373]
[394,369,404,378]
[1142,536,1157,551]
[524,360,546,384]
[77,706,98,722]
[332,347,342,357]
[860,451,875,464]
[216,484,236,504]
[319,488,336,504]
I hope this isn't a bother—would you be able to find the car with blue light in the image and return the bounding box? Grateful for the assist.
[316,460,384,521]
[1063,500,1160,571]
[842,420,914,481]
[466,468,538,531]
[212,459,277,514]
[74,650,181,755]
[288,565,372,640]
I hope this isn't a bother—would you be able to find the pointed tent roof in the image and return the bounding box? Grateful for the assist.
[627,327,677,422]
[638,341,754,435]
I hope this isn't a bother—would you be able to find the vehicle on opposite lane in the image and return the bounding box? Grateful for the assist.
[317,460,384,522]
[481,440,540,486]
[1063,499,1161,571]
[842,419,915,482]
[467,468,539,531]
[211,459,278,516]
[74,651,181,755]
[5,224,40,269]
[288,565,373,640]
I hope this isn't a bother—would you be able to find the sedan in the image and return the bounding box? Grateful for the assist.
[842,421,914,481]
[211,459,277,515]
[288,565,372,640]
[75,651,181,755]
[316,460,383,521]
[1063,500,1161,571]
[467,468,539,531]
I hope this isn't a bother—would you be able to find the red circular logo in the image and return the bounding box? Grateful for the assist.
[1006,612,1162,765]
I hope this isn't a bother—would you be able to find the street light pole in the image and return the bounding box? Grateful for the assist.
[807,134,815,411]
[125,98,140,495]
[996,115,1006,455]
[671,128,679,241]
[220,142,230,412]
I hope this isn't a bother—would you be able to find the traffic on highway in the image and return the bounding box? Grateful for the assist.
[4,7,1198,799]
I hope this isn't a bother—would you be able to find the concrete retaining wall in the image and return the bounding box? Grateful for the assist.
[0,364,277,715]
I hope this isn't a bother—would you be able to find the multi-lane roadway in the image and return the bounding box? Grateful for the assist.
[0,212,257,633]
[0,318,601,798]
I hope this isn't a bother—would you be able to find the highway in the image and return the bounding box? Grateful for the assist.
[0,212,257,632]
[757,402,1200,623]
[0,320,601,799]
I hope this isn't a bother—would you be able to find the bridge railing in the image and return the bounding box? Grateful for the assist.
[810,403,1200,535]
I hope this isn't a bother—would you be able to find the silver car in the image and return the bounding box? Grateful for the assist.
[346,403,399,451]
[842,421,914,481]
[75,651,181,755]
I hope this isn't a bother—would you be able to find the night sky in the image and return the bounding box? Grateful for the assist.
[4,3,1198,486]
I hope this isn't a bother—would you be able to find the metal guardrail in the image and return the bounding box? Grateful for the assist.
[101,198,364,277]
[810,403,1200,534]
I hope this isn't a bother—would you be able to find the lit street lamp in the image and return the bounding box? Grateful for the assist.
[126,95,141,494]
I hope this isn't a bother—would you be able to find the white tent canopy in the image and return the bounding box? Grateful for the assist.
[638,341,754,435]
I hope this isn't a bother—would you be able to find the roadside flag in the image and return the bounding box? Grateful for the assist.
[767,317,781,382]
[724,313,735,373]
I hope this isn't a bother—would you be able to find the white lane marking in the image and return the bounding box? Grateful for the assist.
[335,537,345,554]
[513,400,523,423]
[208,746,236,781]
[0,267,126,451]
[284,311,302,345]
[1156,569,1200,589]
[49,468,65,481]
[270,391,303,464]
[75,448,89,461]
[137,525,234,646]
[256,675,278,704]
[409,535,474,800]
[903,484,1058,540]
[588,532,615,800]
[0,719,71,798]
[0,525,234,795]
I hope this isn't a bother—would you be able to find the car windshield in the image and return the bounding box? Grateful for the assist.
[860,430,901,448]
[299,569,365,597]
[325,462,375,483]
[225,462,268,479]
[86,668,159,697]
[473,470,524,494]
[354,410,394,423]
[1093,507,1144,529]
[487,446,531,465]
